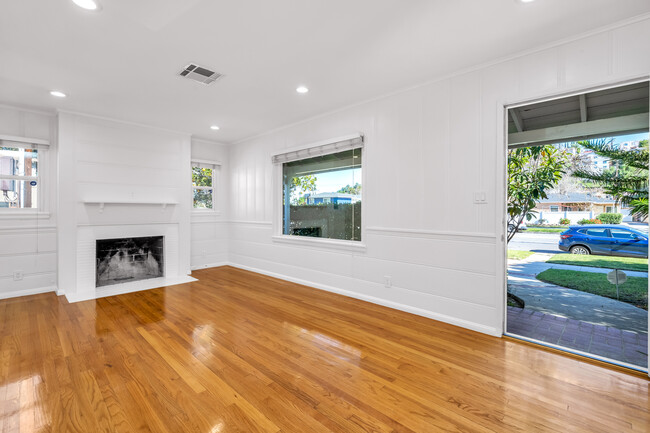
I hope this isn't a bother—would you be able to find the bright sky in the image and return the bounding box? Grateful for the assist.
[612,132,648,144]
[312,168,362,194]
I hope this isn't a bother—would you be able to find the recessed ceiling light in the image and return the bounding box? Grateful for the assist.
[210,125,220,130]
[296,86,309,94]
[50,90,67,98]
[516,0,535,3]
[72,0,101,11]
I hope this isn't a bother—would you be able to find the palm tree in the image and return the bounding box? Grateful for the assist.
[572,139,648,218]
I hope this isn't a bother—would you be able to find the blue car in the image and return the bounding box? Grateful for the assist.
[558,224,648,258]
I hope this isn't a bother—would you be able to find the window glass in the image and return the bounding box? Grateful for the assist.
[192,167,212,188]
[610,228,636,240]
[282,148,361,241]
[0,147,39,209]
[585,229,608,237]
[550,205,559,212]
[192,166,214,209]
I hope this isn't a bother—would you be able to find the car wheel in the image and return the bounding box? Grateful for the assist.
[570,245,590,255]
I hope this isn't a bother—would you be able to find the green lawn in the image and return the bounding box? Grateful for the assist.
[525,227,567,233]
[546,254,648,272]
[508,250,535,260]
[536,269,648,310]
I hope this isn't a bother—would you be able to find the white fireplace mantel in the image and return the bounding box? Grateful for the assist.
[83,200,179,213]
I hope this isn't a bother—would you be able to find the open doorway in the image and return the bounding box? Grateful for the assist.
[505,81,649,372]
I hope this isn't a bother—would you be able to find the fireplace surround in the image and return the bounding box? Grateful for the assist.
[65,223,195,303]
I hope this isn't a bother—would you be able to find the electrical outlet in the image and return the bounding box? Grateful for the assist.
[384,276,392,288]
[13,271,23,281]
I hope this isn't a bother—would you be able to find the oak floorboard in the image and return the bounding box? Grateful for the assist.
[1,266,648,432]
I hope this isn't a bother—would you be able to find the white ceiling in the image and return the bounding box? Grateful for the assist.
[1,0,649,144]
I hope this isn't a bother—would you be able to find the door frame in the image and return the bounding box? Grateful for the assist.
[497,75,650,376]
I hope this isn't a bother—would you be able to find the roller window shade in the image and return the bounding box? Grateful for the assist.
[0,140,46,150]
[192,161,216,169]
[272,135,363,165]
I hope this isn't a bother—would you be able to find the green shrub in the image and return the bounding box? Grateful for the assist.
[596,212,622,224]
[577,218,602,225]
[559,218,570,225]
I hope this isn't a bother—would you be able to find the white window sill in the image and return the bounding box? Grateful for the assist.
[191,210,222,216]
[0,211,51,220]
[271,235,366,252]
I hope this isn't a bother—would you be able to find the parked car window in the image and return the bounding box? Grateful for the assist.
[585,229,608,237]
[610,228,637,240]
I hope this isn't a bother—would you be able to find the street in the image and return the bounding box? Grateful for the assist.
[510,223,649,253]
[509,232,562,254]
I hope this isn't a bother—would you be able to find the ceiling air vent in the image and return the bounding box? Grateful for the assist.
[178,63,222,85]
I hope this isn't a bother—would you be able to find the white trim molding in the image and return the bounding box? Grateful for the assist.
[366,226,497,244]
[271,235,367,252]
[0,285,57,300]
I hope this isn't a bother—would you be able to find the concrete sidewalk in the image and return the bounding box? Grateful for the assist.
[509,252,649,278]
[508,276,648,333]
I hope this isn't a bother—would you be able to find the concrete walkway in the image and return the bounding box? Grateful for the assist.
[508,253,648,334]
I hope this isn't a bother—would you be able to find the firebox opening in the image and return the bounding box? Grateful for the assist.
[96,236,164,288]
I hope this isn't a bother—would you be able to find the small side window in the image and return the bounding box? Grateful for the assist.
[192,163,217,210]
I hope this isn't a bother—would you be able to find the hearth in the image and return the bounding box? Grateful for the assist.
[96,236,164,287]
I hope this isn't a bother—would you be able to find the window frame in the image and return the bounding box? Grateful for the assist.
[0,137,49,215]
[271,134,367,252]
[191,159,220,213]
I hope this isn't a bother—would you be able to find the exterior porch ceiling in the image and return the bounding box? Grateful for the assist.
[508,81,649,147]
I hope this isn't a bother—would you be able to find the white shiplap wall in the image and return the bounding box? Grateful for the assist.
[57,112,192,300]
[0,105,58,299]
[191,138,230,270]
[228,17,650,336]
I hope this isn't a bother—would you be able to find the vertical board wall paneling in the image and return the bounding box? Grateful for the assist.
[227,18,650,336]
[0,106,57,298]
[190,138,230,269]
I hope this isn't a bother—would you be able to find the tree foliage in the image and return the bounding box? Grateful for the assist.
[192,167,212,186]
[192,167,213,208]
[337,183,362,194]
[572,139,648,218]
[290,175,317,205]
[548,145,593,195]
[507,145,568,242]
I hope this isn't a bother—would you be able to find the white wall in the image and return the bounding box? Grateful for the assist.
[228,18,650,336]
[190,138,230,270]
[57,112,192,300]
[0,105,58,299]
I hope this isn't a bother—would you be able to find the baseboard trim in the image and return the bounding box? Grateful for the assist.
[64,276,198,303]
[0,285,57,300]
[224,262,501,337]
[191,262,229,271]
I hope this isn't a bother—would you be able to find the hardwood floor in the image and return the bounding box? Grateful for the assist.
[1,266,648,432]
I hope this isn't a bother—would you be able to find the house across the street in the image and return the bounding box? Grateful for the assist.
[304,192,361,205]
[534,192,636,223]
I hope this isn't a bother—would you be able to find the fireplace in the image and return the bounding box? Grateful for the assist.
[96,236,164,288]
